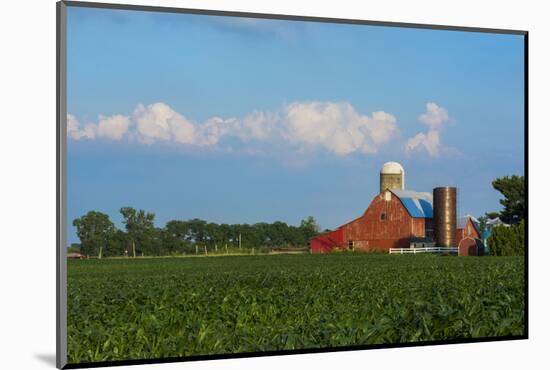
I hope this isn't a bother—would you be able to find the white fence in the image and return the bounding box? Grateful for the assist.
[389,247,458,255]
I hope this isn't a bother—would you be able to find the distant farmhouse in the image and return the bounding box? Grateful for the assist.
[67,252,87,260]
[310,162,483,256]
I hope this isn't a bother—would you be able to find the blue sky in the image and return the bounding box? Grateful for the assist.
[66,6,525,244]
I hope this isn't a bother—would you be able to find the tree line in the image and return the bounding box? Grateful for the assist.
[72,207,320,258]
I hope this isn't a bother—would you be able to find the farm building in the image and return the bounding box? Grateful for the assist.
[310,162,483,255]
[456,215,483,256]
[67,252,87,259]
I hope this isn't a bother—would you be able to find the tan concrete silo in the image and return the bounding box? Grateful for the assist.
[433,187,457,247]
[380,162,405,193]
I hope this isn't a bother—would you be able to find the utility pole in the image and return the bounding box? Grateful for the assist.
[239,233,242,250]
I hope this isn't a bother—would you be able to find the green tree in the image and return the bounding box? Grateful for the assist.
[487,221,525,256]
[107,229,131,257]
[269,221,290,247]
[185,219,208,247]
[160,216,320,254]
[164,220,192,254]
[300,216,320,243]
[491,175,525,224]
[148,228,164,256]
[73,211,115,258]
[120,207,156,257]
[67,243,81,254]
[485,211,501,220]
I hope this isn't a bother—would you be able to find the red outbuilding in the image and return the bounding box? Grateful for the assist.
[309,228,344,254]
[456,215,483,256]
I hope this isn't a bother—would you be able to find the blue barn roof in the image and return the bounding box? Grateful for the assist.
[389,189,433,218]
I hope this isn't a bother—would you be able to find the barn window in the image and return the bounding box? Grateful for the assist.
[380,212,386,221]
[348,240,354,251]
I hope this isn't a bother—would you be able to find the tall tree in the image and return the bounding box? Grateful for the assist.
[300,216,320,243]
[73,211,115,258]
[108,229,131,257]
[164,220,192,254]
[186,218,208,246]
[492,175,525,224]
[120,207,156,257]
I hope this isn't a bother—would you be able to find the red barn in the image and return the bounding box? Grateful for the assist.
[309,227,344,254]
[310,161,482,256]
[310,189,434,253]
[456,215,483,256]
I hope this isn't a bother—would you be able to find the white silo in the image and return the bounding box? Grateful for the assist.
[380,161,405,193]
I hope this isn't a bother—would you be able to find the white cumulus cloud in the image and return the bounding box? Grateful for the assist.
[96,114,130,140]
[198,116,238,146]
[66,114,97,140]
[419,102,449,130]
[283,102,397,156]
[66,113,131,141]
[133,102,196,145]
[405,130,441,157]
[240,111,280,141]
[405,102,450,157]
[67,101,399,157]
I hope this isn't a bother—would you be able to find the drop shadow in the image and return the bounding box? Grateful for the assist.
[34,353,57,367]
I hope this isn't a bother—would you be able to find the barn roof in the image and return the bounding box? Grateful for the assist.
[457,214,481,233]
[389,189,433,218]
[486,217,508,226]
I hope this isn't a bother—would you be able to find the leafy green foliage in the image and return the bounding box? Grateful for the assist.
[120,207,158,256]
[73,211,115,257]
[300,216,320,241]
[67,254,524,363]
[488,221,525,256]
[490,175,525,224]
[105,230,131,257]
[159,217,319,251]
[74,210,319,256]
[67,243,81,254]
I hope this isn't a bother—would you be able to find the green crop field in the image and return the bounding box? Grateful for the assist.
[67,254,525,364]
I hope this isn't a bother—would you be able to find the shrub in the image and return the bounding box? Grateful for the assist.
[488,221,525,256]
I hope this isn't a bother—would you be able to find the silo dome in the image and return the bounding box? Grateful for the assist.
[380,161,405,193]
[380,161,405,175]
